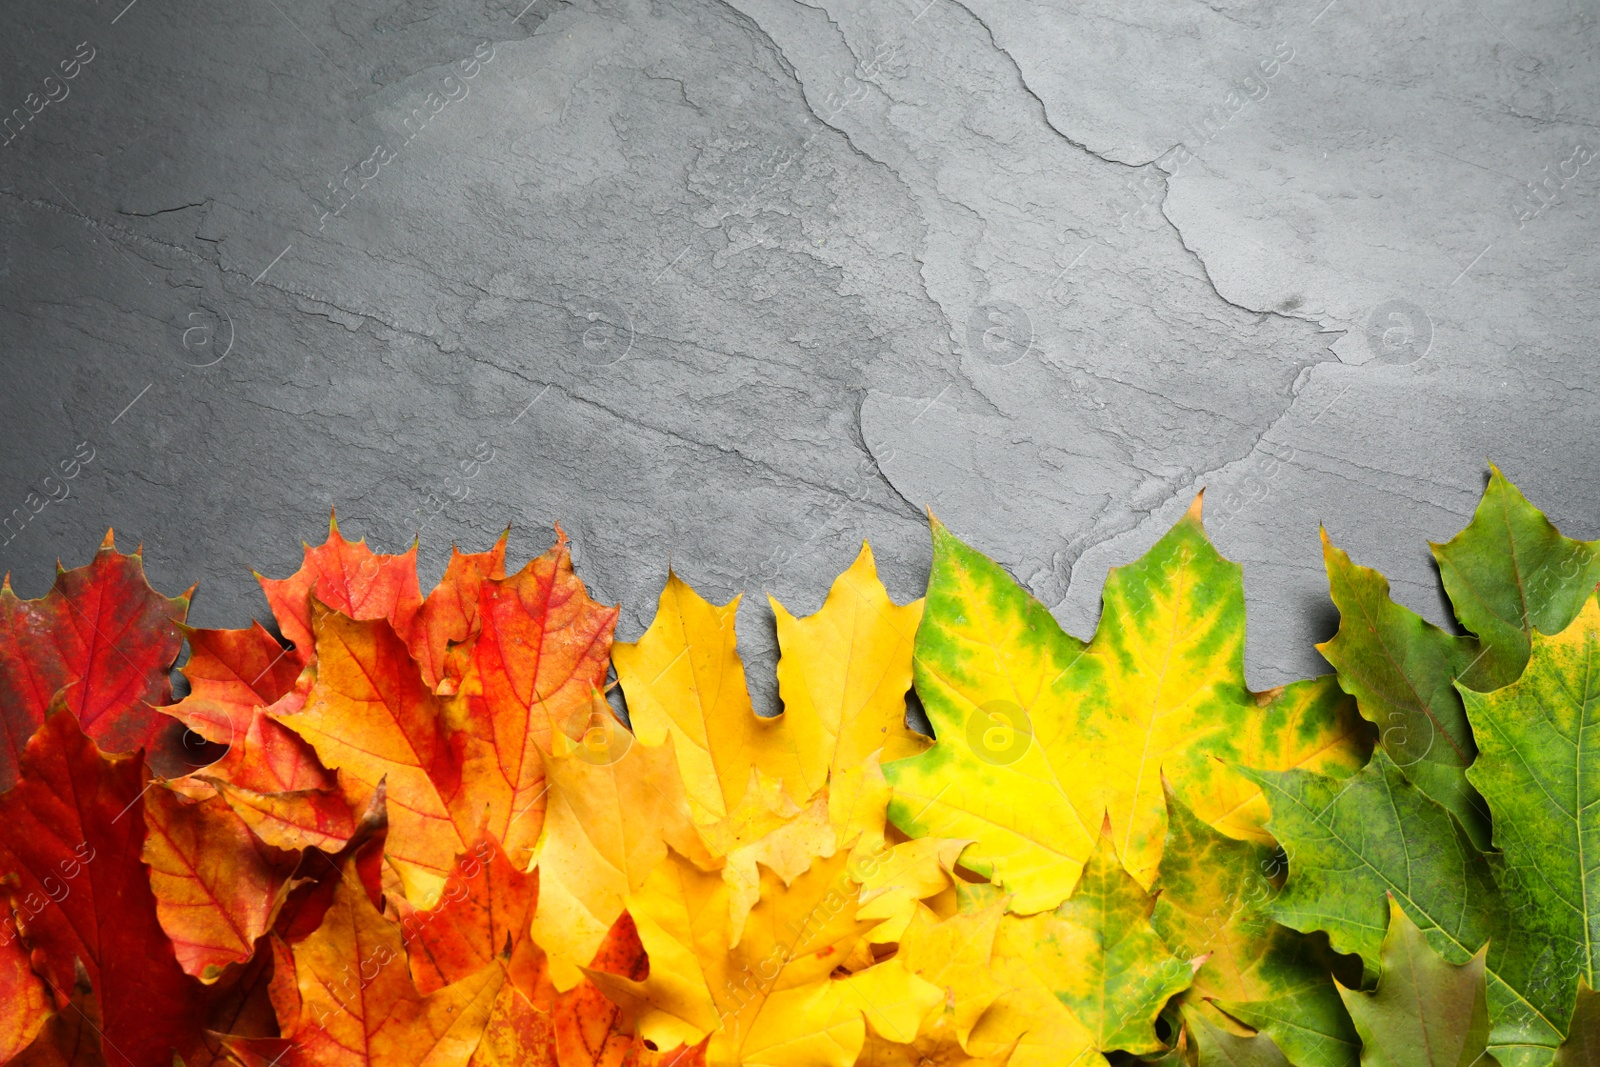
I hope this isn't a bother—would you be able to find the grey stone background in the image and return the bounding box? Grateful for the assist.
[1,0,1595,712]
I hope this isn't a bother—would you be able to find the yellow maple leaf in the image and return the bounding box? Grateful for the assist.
[592,849,881,1067]
[530,711,715,989]
[769,544,925,837]
[612,574,793,824]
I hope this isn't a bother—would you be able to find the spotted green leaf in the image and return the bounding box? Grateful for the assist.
[970,825,1194,1066]
[1242,753,1566,1066]
[1316,531,1493,849]
[1153,787,1359,1067]
[1461,594,1600,1058]
[1336,900,1493,1067]
[887,500,1369,909]
[1434,465,1600,691]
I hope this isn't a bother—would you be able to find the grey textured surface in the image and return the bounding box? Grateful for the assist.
[1,0,1596,709]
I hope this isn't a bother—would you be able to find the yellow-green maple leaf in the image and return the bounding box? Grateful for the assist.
[968,826,1193,1066]
[887,498,1367,908]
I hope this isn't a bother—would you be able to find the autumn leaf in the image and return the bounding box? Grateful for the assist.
[529,717,713,989]
[1336,900,1493,1067]
[453,535,619,805]
[768,543,925,838]
[886,898,1008,1048]
[1461,593,1600,1056]
[887,499,1367,907]
[1316,530,1493,848]
[142,780,296,981]
[856,1011,1018,1067]
[585,847,728,1050]
[1433,464,1600,691]
[1204,676,1370,847]
[409,534,508,693]
[162,622,301,745]
[394,831,542,995]
[0,910,51,1061]
[0,531,189,787]
[256,515,423,666]
[969,825,1193,1066]
[273,606,510,902]
[8,960,103,1067]
[468,911,707,1067]
[853,836,971,945]
[0,710,202,1067]
[613,573,796,825]
[250,855,504,1067]
[593,848,880,1067]
[1152,785,1358,1067]
[1242,752,1565,1062]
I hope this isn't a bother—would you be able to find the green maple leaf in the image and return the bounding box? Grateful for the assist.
[1316,530,1493,849]
[1186,1007,1294,1067]
[1153,786,1359,1067]
[1241,753,1566,1065]
[1461,594,1600,1059]
[1337,900,1494,1067]
[1433,465,1600,691]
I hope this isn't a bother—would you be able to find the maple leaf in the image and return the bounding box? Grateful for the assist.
[468,910,707,1067]
[273,606,512,902]
[968,825,1193,1066]
[886,499,1368,907]
[7,959,102,1067]
[246,855,504,1067]
[0,910,51,1061]
[592,848,880,1067]
[0,531,190,787]
[452,535,619,797]
[1336,900,1493,1067]
[887,898,1008,1048]
[1183,1008,1292,1067]
[768,543,925,838]
[856,1011,1017,1067]
[1151,787,1358,1067]
[1241,752,1565,1062]
[393,831,542,995]
[0,710,202,1067]
[154,617,355,855]
[142,780,297,981]
[1461,593,1600,1055]
[853,836,971,945]
[1553,982,1600,1066]
[1433,464,1600,691]
[612,573,796,825]
[408,534,508,693]
[1316,530,1494,849]
[528,717,714,989]
[256,516,423,666]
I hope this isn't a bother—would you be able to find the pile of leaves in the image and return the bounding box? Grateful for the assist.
[2,466,1600,1067]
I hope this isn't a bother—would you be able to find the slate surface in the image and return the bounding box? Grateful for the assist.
[1,0,1595,711]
